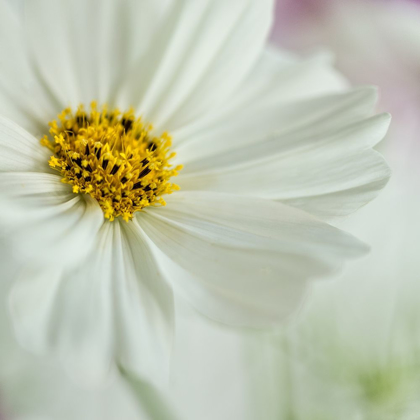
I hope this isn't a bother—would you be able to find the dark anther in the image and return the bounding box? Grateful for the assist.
[121,118,133,132]
[133,182,143,190]
[76,173,82,179]
[111,164,120,175]
[85,176,92,182]
[86,164,93,172]
[139,167,152,179]
[95,147,102,159]
[140,158,149,166]
[85,144,90,155]
[74,158,82,166]
[121,177,128,184]
[148,142,157,152]
[102,159,109,170]
[76,115,86,126]
[144,185,152,192]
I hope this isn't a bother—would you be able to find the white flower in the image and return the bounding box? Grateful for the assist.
[0,0,390,383]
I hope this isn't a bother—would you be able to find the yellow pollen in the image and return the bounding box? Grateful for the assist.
[42,102,183,222]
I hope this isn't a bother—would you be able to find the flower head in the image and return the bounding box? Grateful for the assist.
[0,0,390,383]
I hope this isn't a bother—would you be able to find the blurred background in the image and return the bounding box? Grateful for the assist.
[1,1,419,419]
[261,1,420,419]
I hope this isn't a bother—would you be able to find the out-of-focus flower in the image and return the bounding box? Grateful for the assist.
[0,0,390,385]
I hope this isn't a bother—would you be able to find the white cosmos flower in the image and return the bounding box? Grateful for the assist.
[0,0,390,383]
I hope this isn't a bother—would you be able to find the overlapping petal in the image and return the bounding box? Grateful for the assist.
[24,0,274,134]
[0,0,55,135]
[9,221,174,385]
[0,173,103,268]
[24,0,167,109]
[172,48,349,156]
[139,192,368,327]
[119,0,274,130]
[177,84,391,220]
[0,116,103,266]
[0,116,50,172]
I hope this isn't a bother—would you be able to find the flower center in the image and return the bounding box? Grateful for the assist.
[41,102,182,222]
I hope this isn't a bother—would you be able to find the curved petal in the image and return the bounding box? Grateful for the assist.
[177,88,391,220]
[138,192,368,328]
[24,0,273,134]
[23,0,168,109]
[9,221,174,385]
[115,220,175,382]
[118,0,274,130]
[0,115,50,172]
[0,172,103,268]
[172,47,349,157]
[0,1,54,135]
[9,262,116,387]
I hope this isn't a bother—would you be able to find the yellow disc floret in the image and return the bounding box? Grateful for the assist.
[41,102,182,222]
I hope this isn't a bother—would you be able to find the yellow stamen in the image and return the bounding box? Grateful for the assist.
[42,102,182,222]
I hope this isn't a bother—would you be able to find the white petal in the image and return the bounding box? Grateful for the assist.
[119,0,274,131]
[0,115,50,172]
[9,263,116,387]
[0,1,58,135]
[177,90,391,220]
[250,47,349,102]
[172,47,349,159]
[9,221,174,385]
[24,0,167,108]
[0,172,103,267]
[114,220,175,382]
[177,86,378,164]
[138,192,367,327]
